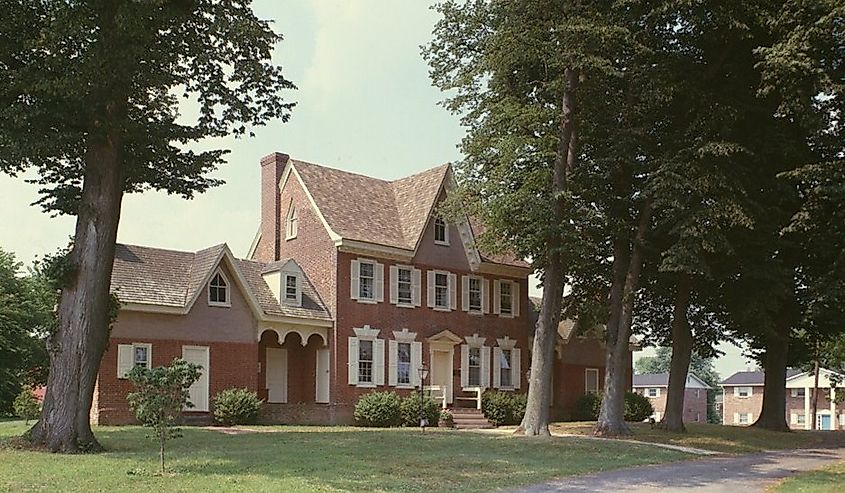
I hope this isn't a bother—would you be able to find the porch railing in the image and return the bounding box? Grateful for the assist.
[424,385,448,409]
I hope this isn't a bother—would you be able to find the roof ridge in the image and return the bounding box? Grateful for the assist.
[293,159,392,183]
[184,251,197,306]
[117,242,196,255]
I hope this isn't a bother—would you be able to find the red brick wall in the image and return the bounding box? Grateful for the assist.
[254,153,288,263]
[638,388,707,423]
[257,330,323,404]
[95,337,258,425]
[722,386,763,425]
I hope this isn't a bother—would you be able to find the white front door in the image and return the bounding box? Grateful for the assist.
[316,348,330,403]
[431,349,453,404]
[182,346,209,412]
[266,348,288,403]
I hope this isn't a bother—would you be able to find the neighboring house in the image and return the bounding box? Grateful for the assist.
[720,369,845,430]
[93,153,535,425]
[528,298,634,420]
[632,372,711,423]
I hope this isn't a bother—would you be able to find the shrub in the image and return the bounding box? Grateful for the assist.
[213,388,263,426]
[353,391,402,427]
[440,409,454,427]
[571,392,654,422]
[400,393,441,427]
[481,390,527,426]
[624,391,654,422]
[573,393,602,421]
[13,388,41,425]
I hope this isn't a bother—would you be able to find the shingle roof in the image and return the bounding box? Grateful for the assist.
[633,372,712,389]
[292,159,528,268]
[720,369,803,386]
[111,243,330,321]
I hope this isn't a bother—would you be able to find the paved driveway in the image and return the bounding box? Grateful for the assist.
[507,448,845,493]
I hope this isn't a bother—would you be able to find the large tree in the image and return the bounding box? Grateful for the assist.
[0,0,294,452]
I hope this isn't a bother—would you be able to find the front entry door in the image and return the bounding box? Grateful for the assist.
[819,414,832,430]
[266,348,288,403]
[316,348,330,403]
[431,350,453,404]
[182,346,209,412]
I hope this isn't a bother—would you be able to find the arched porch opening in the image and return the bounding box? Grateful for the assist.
[259,329,327,404]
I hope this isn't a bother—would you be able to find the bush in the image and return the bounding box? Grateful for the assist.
[624,391,654,422]
[213,388,263,426]
[481,390,527,426]
[571,392,654,422]
[573,392,602,420]
[13,388,41,425]
[440,409,454,427]
[353,391,402,427]
[400,393,441,427]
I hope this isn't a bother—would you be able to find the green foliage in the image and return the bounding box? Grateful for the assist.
[127,358,201,472]
[440,409,454,427]
[399,393,440,427]
[624,392,654,422]
[212,388,263,426]
[12,388,41,424]
[481,390,527,426]
[573,393,603,421]
[353,392,402,428]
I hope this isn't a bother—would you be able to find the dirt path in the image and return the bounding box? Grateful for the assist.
[507,448,845,493]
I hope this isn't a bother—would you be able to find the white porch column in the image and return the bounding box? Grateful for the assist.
[831,387,837,430]
[804,386,811,430]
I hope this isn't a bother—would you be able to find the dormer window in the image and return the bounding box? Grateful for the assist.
[283,273,301,306]
[434,218,449,245]
[208,271,230,307]
[286,202,298,240]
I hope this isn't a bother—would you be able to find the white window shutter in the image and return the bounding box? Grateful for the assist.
[375,263,385,302]
[449,273,457,310]
[656,388,661,397]
[350,260,360,300]
[749,412,754,422]
[295,275,303,306]
[411,341,422,387]
[388,340,398,386]
[791,389,797,398]
[493,347,502,389]
[412,269,422,306]
[481,346,491,389]
[513,348,521,389]
[734,387,740,396]
[347,337,359,385]
[426,271,435,308]
[734,412,739,424]
[748,387,753,396]
[147,344,153,369]
[460,345,469,388]
[482,279,490,314]
[461,275,469,312]
[790,413,797,424]
[117,344,133,379]
[493,280,501,314]
[389,265,398,305]
[374,339,385,385]
[512,282,520,317]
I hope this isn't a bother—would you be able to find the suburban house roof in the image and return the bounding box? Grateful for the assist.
[720,369,803,387]
[111,243,331,322]
[632,372,712,389]
[785,368,843,389]
[287,158,529,269]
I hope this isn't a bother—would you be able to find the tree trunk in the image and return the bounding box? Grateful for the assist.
[27,137,124,452]
[811,359,820,431]
[518,67,579,436]
[752,328,790,432]
[594,200,653,436]
[661,277,692,432]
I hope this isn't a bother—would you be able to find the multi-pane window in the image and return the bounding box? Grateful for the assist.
[359,261,375,300]
[434,218,448,244]
[134,345,150,368]
[209,272,229,305]
[499,281,513,315]
[285,275,298,302]
[647,388,659,397]
[286,203,298,239]
[468,347,481,386]
[737,386,752,397]
[695,389,701,398]
[434,272,449,308]
[397,342,411,386]
[739,413,750,424]
[499,349,512,388]
[797,414,806,425]
[358,340,374,384]
[397,267,412,305]
[792,388,806,398]
[585,368,599,394]
[468,277,482,312]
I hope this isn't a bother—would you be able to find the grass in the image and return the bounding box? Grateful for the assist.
[0,420,689,493]
[548,421,845,454]
[771,461,845,492]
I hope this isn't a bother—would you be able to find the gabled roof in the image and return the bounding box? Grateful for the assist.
[720,369,803,386]
[111,243,331,322]
[633,372,712,389]
[288,159,528,269]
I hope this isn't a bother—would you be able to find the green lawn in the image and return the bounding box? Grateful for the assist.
[549,422,845,454]
[0,420,688,492]
[771,460,845,492]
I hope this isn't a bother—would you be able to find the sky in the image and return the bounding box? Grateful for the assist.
[0,0,755,378]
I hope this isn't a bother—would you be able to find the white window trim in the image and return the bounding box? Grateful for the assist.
[285,200,298,240]
[117,342,152,379]
[389,329,420,389]
[434,217,450,246]
[462,275,487,315]
[349,325,384,388]
[208,269,231,307]
[493,279,519,318]
[585,368,600,394]
[390,264,421,308]
[647,387,660,398]
[428,269,456,312]
[351,258,384,304]
[493,337,520,391]
[461,334,490,390]
[735,386,753,398]
[281,271,302,307]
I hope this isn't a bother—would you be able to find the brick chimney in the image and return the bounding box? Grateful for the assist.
[259,152,290,261]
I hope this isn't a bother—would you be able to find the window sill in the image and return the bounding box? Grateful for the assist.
[285,235,297,241]
[467,309,483,316]
[434,240,450,246]
[355,383,377,389]
[208,302,231,308]
[282,300,302,307]
[355,298,378,305]
[497,386,515,392]
[394,302,415,309]
[498,312,514,318]
[395,384,415,390]
[432,306,452,312]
